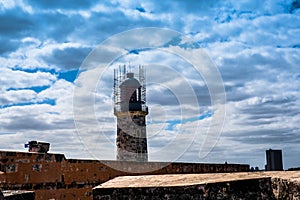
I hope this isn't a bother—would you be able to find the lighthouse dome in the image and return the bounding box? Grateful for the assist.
[120,72,141,88]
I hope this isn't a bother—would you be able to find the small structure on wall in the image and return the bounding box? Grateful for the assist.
[25,141,50,153]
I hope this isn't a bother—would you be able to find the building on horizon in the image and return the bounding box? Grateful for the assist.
[265,149,283,171]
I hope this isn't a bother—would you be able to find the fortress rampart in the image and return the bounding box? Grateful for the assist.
[93,172,300,200]
[0,151,249,199]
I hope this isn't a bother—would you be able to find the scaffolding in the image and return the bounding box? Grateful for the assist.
[114,65,147,113]
[139,65,147,111]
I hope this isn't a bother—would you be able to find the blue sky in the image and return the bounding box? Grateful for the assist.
[0,0,300,169]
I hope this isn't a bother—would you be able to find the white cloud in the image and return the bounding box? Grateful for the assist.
[1,0,300,169]
[0,89,37,105]
[0,68,56,91]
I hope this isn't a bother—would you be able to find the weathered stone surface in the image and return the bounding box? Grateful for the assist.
[271,177,300,199]
[93,177,274,199]
[0,150,249,200]
[116,112,148,162]
[93,171,300,200]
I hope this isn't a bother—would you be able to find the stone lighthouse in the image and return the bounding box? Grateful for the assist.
[113,65,148,162]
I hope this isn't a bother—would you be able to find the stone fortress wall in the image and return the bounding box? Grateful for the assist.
[93,171,300,200]
[0,151,249,200]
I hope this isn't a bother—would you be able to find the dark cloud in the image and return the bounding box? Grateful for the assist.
[33,12,84,42]
[0,8,33,54]
[225,84,252,102]
[225,129,300,145]
[0,97,10,105]
[3,115,53,131]
[148,87,180,106]
[290,0,300,12]
[217,50,295,98]
[70,11,167,46]
[0,7,85,55]
[24,0,95,9]
[136,7,146,13]
[2,113,74,131]
[239,98,298,117]
[150,0,219,14]
[220,63,263,85]
[0,9,33,36]
[41,47,91,70]
[193,86,211,106]
[0,0,299,169]
[0,37,19,55]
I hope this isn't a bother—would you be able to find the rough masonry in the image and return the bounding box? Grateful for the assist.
[93,171,300,200]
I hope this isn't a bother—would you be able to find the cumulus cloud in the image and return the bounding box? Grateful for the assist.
[0,0,299,169]
[0,68,56,90]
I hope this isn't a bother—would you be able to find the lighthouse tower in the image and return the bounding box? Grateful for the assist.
[114,65,148,162]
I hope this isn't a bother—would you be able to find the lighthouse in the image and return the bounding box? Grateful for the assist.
[113,65,148,162]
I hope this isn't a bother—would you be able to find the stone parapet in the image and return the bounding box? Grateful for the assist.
[93,171,300,200]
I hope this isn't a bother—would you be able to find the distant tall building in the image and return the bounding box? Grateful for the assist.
[113,65,148,162]
[265,149,283,171]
